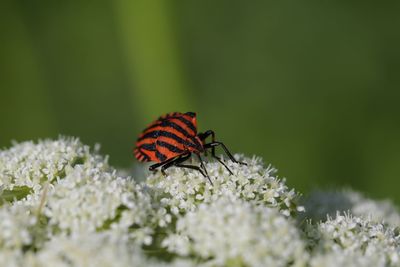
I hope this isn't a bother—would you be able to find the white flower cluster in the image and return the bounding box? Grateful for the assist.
[163,194,307,267]
[146,155,302,217]
[303,189,400,227]
[0,232,177,267]
[1,137,400,267]
[0,203,37,249]
[0,138,155,261]
[28,233,159,267]
[306,212,400,267]
[0,137,97,193]
[44,161,148,236]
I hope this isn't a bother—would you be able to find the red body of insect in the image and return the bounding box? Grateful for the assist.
[134,112,245,183]
[134,112,203,162]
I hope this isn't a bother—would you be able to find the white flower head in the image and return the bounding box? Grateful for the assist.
[163,194,308,267]
[146,155,303,218]
[0,249,26,267]
[2,136,400,267]
[309,250,387,267]
[0,202,41,250]
[30,232,160,267]
[305,212,400,266]
[44,160,154,238]
[0,137,104,197]
[0,137,158,247]
[303,189,400,227]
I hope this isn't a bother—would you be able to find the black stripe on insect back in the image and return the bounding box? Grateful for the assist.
[175,116,196,134]
[160,120,193,138]
[156,140,184,154]
[137,148,150,161]
[143,115,192,135]
[156,150,167,161]
[139,143,156,151]
[139,130,197,148]
[141,152,150,161]
[138,131,159,141]
[143,120,192,138]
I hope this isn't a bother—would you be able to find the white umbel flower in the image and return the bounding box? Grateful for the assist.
[44,157,153,238]
[303,189,400,227]
[0,249,26,267]
[27,232,165,267]
[0,203,37,249]
[0,137,154,241]
[2,136,400,267]
[0,137,102,197]
[309,250,387,267]
[163,194,307,267]
[306,212,400,267]
[146,155,302,218]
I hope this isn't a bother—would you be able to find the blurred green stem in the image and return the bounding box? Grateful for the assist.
[114,1,191,120]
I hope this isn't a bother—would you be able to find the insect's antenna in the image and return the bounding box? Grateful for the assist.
[196,153,212,185]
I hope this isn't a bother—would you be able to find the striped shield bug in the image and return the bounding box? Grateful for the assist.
[134,112,246,184]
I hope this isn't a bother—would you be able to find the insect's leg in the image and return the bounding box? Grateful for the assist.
[163,153,213,185]
[175,164,207,178]
[204,142,247,165]
[211,155,234,175]
[176,164,213,185]
[197,130,215,142]
[160,153,191,175]
[202,142,234,174]
[197,130,215,157]
[149,156,177,174]
[193,153,213,184]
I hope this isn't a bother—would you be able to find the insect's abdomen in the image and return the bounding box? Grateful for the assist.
[154,135,187,162]
[134,112,199,163]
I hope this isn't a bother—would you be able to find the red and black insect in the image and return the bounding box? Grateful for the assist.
[134,112,246,184]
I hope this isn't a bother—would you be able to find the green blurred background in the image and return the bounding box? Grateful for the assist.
[1,1,399,203]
